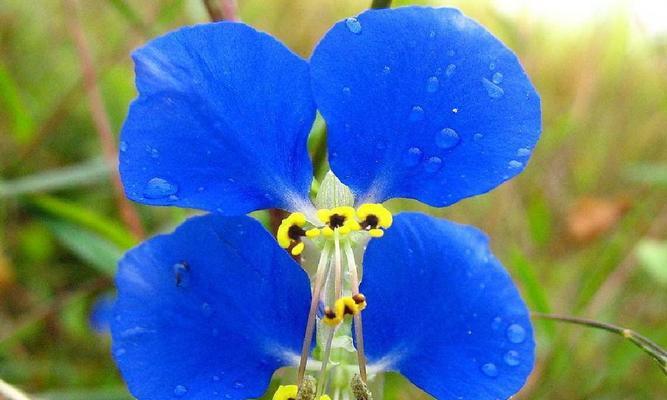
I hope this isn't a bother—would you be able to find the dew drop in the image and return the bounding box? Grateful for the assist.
[445,64,456,77]
[143,178,178,199]
[482,78,504,98]
[436,128,460,150]
[197,186,205,192]
[481,363,498,378]
[489,62,496,70]
[504,350,521,366]
[114,348,126,357]
[173,262,190,288]
[473,133,484,142]
[447,49,455,57]
[382,65,391,74]
[174,385,188,397]
[409,106,425,122]
[345,17,362,34]
[508,160,523,169]
[404,147,423,167]
[517,147,531,157]
[233,381,245,390]
[202,302,213,317]
[425,156,443,173]
[342,86,351,95]
[119,141,128,152]
[491,316,503,331]
[213,375,221,381]
[426,76,439,93]
[507,323,527,344]
[492,72,504,84]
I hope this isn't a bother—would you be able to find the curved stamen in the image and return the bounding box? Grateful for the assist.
[344,242,368,382]
[297,242,332,386]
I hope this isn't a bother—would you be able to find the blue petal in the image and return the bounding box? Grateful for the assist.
[111,214,310,399]
[89,293,115,334]
[361,213,534,399]
[311,7,541,206]
[120,22,316,215]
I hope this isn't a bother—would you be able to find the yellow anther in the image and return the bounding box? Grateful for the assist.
[322,226,334,237]
[357,203,393,229]
[322,294,367,327]
[273,385,298,400]
[272,383,330,400]
[291,242,305,256]
[369,228,384,238]
[276,212,318,254]
[305,228,321,238]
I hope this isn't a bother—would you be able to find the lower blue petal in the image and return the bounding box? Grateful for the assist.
[361,213,534,399]
[111,214,311,399]
[311,7,541,207]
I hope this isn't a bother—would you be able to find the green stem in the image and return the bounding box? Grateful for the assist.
[532,312,667,375]
[370,0,392,9]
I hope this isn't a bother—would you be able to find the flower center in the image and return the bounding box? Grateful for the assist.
[275,203,393,255]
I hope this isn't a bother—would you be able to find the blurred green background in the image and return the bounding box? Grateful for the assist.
[1,0,666,399]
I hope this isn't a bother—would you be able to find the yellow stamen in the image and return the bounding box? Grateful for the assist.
[305,228,321,238]
[357,203,393,228]
[272,385,298,400]
[291,242,305,256]
[322,295,367,327]
[322,226,334,237]
[368,228,384,238]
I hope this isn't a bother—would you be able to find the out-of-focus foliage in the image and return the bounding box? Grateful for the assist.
[0,0,665,399]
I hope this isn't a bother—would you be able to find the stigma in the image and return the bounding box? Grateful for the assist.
[323,294,367,327]
[276,204,393,254]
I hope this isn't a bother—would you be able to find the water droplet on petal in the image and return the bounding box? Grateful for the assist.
[504,350,521,366]
[447,49,455,57]
[517,147,531,157]
[345,17,362,34]
[213,375,221,381]
[507,323,527,343]
[446,64,456,77]
[508,160,523,169]
[473,133,484,142]
[404,147,423,167]
[409,106,424,122]
[114,348,126,357]
[119,141,128,152]
[491,316,503,331]
[382,65,391,74]
[174,385,188,397]
[173,262,190,288]
[492,72,504,84]
[233,381,245,390]
[489,62,496,70]
[342,86,351,95]
[202,302,213,317]
[481,363,498,377]
[436,128,460,150]
[482,78,504,98]
[425,156,443,173]
[144,178,178,199]
[426,76,439,93]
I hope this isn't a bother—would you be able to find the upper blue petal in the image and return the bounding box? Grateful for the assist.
[361,213,534,399]
[311,7,541,206]
[120,22,316,215]
[111,214,311,400]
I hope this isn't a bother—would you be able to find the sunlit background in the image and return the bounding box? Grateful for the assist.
[1,0,666,399]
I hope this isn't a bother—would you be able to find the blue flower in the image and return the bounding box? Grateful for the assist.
[113,6,540,400]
